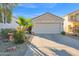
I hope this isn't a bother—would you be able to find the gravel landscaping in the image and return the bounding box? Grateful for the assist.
[0,39,28,56]
[0,35,32,56]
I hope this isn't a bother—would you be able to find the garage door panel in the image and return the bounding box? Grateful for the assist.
[32,23,62,34]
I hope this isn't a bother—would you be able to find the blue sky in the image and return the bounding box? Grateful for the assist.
[12,3,79,18]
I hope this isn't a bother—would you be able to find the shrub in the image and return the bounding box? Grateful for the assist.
[13,30,26,44]
[61,31,66,35]
[0,29,15,39]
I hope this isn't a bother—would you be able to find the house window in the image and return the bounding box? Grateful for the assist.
[75,14,79,21]
[69,15,74,21]
[68,25,72,32]
[72,25,79,33]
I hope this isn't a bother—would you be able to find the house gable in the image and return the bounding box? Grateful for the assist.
[32,12,64,23]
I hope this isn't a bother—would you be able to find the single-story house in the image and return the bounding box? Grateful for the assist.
[32,12,64,34]
[63,10,79,35]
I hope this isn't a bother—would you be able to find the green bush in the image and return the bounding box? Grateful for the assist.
[0,29,15,39]
[0,28,28,44]
[61,31,66,35]
[13,30,26,44]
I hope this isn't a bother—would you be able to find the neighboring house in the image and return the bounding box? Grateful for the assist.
[32,12,64,34]
[0,16,18,30]
[63,10,79,35]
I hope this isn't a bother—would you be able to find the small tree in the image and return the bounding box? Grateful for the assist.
[14,16,32,44]
[16,16,32,32]
[0,3,18,23]
[26,18,32,34]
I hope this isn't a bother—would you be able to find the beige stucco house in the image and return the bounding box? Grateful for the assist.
[63,10,79,35]
[32,12,64,34]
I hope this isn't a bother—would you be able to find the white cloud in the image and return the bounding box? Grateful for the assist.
[18,3,57,9]
[18,3,37,8]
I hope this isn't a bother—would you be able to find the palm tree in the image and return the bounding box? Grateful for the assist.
[14,16,32,44]
[0,3,17,23]
[26,18,32,34]
[16,16,32,33]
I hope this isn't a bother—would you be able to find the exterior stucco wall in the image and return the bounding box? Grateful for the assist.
[63,15,69,33]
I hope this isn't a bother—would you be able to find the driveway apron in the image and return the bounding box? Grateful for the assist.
[36,34,79,50]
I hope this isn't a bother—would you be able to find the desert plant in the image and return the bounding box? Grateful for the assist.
[13,30,26,44]
[13,16,32,44]
[26,18,32,34]
[16,16,32,32]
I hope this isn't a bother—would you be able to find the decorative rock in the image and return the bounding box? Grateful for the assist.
[8,32,14,41]
[32,32,35,35]
[6,46,16,52]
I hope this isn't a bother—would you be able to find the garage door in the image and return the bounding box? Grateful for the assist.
[32,23,62,34]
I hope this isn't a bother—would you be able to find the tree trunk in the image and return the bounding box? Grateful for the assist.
[1,4,4,23]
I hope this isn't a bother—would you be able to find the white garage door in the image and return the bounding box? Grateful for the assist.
[32,23,62,34]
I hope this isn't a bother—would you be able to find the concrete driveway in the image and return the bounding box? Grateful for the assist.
[31,35,79,56]
[36,34,79,50]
